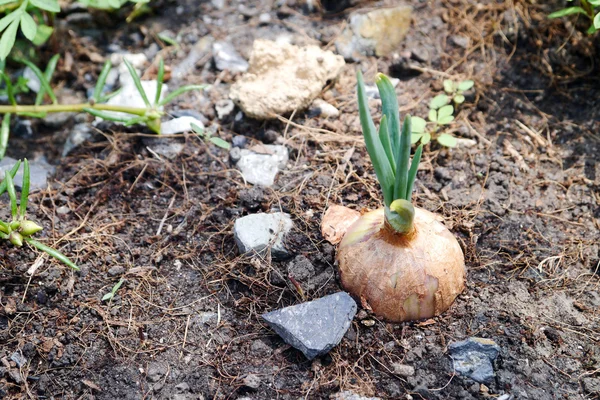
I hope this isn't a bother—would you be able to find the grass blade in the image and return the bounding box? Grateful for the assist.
[1,71,16,105]
[357,71,395,206]
[158,84,206,106]
[25,237,80,270]
[123,59,150,107]
[375,73,401,158]
[393,115,412,200]
[0,113,10,159]
[378,115,395,170]
[92,60,112,103]
[82,107,132,123]
[0,159,20,195]
[405,143,423,200]
[17,58,57,104]
[155,57,164,105]
[35,54,59,105]
[19,158,29,218]
[5,169,18,219]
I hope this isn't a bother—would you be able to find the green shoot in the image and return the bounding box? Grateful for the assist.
[92,59,113,103]
[19,158,29,219]
[102,279,125,301]
[191,123,231,149]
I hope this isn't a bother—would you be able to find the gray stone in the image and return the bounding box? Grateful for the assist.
[0,157,53,191]
[392,363,415,377]
[235,144,288,186]
[232,135,247,148]
[309,99,339,118]
[161,116,204,135]
[448,337,500,383]
[215,99,235,120]
[175,382,190,393]
[212,42,248,73]
[583,377,600,394]
[335,6,412,61]
[330,390,381,400]
[172,36,214,81]
[108,265,125,276]
[233,212,293,260]
[262,292,357,360]
[63,123,93,156]
[10,352,26,368]
[143,137,185,160]
[147,362,168,382]
[23,67,41,92]
[258,13,271,24]
[242,373,261,389]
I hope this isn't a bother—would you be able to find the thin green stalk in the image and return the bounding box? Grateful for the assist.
[0,103,148,116]
[24,237,79,270]
[0,113,10,159]
[19,158,29,219]
[0,159,20,195]
[5,170,18,219]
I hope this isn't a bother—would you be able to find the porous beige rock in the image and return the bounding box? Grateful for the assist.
[229,39,345,119]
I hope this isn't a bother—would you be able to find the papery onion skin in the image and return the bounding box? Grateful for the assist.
[337,207,465,322]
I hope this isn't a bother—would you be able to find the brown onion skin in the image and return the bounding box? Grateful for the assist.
[337,207,465,322]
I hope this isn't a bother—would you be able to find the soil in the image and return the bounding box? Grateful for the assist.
[1,0,599,399]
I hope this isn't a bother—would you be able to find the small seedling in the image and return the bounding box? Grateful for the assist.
[0,56,204,158]
[102,279,125,301]
[549,0,600,34]
[191,123,231,149]
[410,79,474,148]
[0,159,79,270]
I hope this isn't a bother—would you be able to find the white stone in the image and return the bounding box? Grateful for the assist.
[161,116,204,135]
[235,145,288,187]
[23,67,41,93]
[310,99,339,118]
[233,212,293,259]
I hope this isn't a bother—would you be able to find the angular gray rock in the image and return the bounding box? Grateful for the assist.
[262,292,357,360]
[234,212,293,260]
[234,144,288,187]
[0,157,53,191]
[330,392,381,400]
[212,42,249,73]
[63,123,93,156]
[448,337,500,383]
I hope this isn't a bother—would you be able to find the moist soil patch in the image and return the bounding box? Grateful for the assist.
[1,0,599,399]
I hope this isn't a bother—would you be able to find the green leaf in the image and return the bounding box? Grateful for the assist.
[421,132,431,145]
[19,12,36,41]
[438,104,454,119]
[0,159,20,195]
[405,144,423,199]
[587,23,598,33]
[30,0,60,13]
[108,0,121,7]
[101,292,114,301]
[32,24,53,46]
[0,113,9,160]
[158,84,206,106]
[35,54,59,106]
[443,79,455,94]
[595,12,600,28]
[92,60,112,103]
[428,109,437,123]
[378,115,395,171]
[209,137,231,149]
[123,59,150,107]
[25,237,80,270]
[393,115,412,200]
[437,133,457,147]
[17,58,57,103]
[458,80,474,91]
[5,169,18,219]
[429,94,449,110]
[83,107,133,123]
[375,73,402,159]
[438,115,455,125]
[356,70,395,206]
[191,122,204,135]
[103,279,125,301]
[0,71,16,105]
[0,10,20,33]
[19,158,29,218]
[155,57,164,105]
[411,116,426,134]
[548,6,588,18]
[411,133,422,144]
[453,94,465,104]
[0,19,20,61]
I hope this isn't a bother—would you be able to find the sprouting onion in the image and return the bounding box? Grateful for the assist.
[336,72,466,322]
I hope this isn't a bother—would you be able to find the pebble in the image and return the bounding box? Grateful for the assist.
[231,135,247,148]
[215,99,235,120]
[309,99,339,118]
[146,362,168,382]
[108,265,125,277]
[212,41,249,73]
[392,363,415,377]
[63,123,93,156]
[242,373,261,389]
[234,144,288,187]
[143,137,185,160]
[262,292,357,360]
[258,13,271,24]
[330,391,381,400]
[23,67,41,93]
[160,116,204,135]
[448,337,500,384]
[233,212,293,260]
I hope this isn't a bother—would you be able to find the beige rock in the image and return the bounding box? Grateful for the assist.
[321,205,361,245]
[336,6,412,60]
[229,39,345,119]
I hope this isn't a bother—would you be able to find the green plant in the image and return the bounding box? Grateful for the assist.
[0,159,78,269]
[549,0,600,33]
[0,0,150,60]
[191,123,230,150]
[102,279,125,301]
[410,79,474,148]
[335,71,466,322]
[0,56,204,158]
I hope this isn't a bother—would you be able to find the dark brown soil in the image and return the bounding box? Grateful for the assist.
[1,0,599,399]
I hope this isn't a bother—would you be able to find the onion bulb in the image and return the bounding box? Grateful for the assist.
[334,72,466,322]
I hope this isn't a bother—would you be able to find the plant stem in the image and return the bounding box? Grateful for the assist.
[384,199,415,235]
[0,103,149,116]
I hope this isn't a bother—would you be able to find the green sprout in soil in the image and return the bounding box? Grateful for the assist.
[0,55,204,158]
[549,0,600,33]
[411,79,474,148]
[191,123,231,150]
[102,279,125,301]
[0,159,78,270]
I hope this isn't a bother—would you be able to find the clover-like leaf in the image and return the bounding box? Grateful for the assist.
[438,104,454,119]
[411,116,427,134]
[429,94,449,110]
[421,132,431,145]
[454,94,465,104]
[443,79,455,94]
[428,109,437,123]
[437,133,457,147]
[458,80,474,91]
